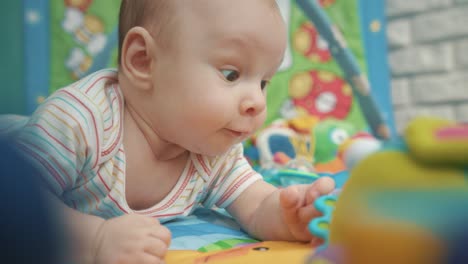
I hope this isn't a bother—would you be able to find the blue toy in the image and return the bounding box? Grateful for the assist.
[308,193,339,251]
[259,168,320,187]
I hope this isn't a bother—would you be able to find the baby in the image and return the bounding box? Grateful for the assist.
[12,0,335,263]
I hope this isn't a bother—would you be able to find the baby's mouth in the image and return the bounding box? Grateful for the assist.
[224,129,249,138]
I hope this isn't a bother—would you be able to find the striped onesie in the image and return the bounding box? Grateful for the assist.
[11,69,262,222]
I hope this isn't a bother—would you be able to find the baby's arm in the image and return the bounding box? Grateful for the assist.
[227,177,335,242]
[48,194,171,264]
[226,181,285,240]
[47,194,105,263]
[13,87,171,263]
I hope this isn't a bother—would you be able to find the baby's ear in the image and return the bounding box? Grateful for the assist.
[120,27,156,91]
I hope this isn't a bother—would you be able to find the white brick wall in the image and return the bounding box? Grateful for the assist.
[387,19,411,49]
[388,43,454,75]
[387,0,451,16]
[386,0,468,132]
[455,39,468,68]
[456,104,468,122]
[391,78,411,106]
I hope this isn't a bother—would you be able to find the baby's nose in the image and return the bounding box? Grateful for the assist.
[240,90,266,116]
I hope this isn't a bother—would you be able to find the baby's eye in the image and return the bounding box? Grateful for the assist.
[261,80,269,90]
[221,69,240,82]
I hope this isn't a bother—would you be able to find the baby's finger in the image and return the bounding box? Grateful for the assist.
[279,185,300,211]
[298,204,321,224]
[310,237,324,247]
[305,177,335,204]
[137,214,161,226]
[150,226,172,246]
[313,177,335,195]
[305,188,319,205]
[280,186,312,240]
[144,236,169,258]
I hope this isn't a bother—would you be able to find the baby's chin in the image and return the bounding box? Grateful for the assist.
[190,144,237,157]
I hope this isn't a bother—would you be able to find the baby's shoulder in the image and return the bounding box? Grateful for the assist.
[69,68,119,96]
[49,69,119,102]
[35,69,123,159]
[47,68,123,120]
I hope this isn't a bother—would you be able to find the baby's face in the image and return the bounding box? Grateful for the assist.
[148,0,287,156]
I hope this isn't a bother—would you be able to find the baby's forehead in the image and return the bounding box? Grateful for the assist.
[150,0,286,54]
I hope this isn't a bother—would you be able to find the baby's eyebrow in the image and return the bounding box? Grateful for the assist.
[219,35,254,50]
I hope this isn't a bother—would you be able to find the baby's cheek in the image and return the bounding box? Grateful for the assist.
[256,110,267,127]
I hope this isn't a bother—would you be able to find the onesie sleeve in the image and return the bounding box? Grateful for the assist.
[202,143,263,209]
[13,88,100,197]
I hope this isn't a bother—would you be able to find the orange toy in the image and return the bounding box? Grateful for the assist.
[166,241,312,264]
[322,117,468,264]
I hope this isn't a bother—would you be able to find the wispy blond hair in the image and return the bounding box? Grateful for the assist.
[118,0,174,64]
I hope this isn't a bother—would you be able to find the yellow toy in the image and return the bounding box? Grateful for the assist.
[323,117,468,264]
[405,117,468,166]
[165,241,312,264]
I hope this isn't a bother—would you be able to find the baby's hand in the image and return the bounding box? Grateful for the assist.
[93,214,171,264]
[279,177,335,245]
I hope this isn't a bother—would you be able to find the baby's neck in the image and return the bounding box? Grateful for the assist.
[124,104,187,161]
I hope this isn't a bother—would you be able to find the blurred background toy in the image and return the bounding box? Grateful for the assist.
[404,117,468,166]
[337,131,382,169]
[307,116,468,264]
[446,229,468,264]
[296,0,391,140]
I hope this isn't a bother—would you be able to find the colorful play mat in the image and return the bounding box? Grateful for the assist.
[3,0,395,263]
